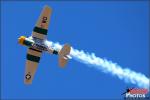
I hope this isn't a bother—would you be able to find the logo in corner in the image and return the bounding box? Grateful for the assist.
[122,87,149,100]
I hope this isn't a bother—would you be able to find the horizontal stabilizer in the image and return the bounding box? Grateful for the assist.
[58,44,71,67]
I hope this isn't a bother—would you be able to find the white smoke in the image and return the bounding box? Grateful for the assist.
[45,40,149,89]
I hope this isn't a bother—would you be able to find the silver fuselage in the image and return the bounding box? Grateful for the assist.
[27,37,48,52]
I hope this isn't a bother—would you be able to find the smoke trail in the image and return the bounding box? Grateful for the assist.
[45,41,149,89]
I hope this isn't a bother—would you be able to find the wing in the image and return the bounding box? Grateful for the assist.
[32,5,52,40]
[24,48,42,84]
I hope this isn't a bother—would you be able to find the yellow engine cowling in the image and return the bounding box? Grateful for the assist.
[18,36,34,47]
[18,36,26,45]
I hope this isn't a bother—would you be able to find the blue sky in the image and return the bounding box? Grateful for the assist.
[1,1,149,99]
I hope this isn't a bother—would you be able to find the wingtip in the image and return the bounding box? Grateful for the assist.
[24,79,32,85]
[44,5,52,11]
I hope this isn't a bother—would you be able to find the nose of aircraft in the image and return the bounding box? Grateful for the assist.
[18,36,26,45]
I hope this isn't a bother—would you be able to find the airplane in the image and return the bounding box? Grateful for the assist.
[18,5,71,84]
